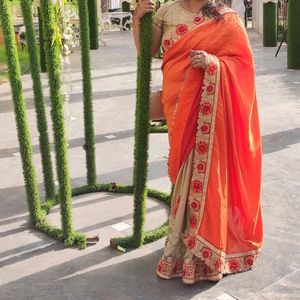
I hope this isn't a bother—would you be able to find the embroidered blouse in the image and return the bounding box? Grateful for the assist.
[153,0,209,52]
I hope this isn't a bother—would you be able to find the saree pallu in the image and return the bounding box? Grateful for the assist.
[156,12,263,284]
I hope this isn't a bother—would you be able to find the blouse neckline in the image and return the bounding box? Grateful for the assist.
[177,0,204,14]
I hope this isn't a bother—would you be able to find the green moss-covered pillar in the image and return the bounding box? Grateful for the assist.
[38,7,47,72]
[263,1,277,47]
[132,12,153,247]
[287,0,300,69]
[20,0,55,200]
[78,0,97,186]
[0,0,42,224]
[40,0,73,241]
[87,0,99,49]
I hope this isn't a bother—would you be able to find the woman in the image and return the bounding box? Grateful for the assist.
[133,0,263,284]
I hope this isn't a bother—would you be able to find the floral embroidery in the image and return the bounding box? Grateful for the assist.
[190,198,201,212]
[190,215,198,228]
[193,16,204,25]
[207,63,217,75]
[214,259,223,270]
[186,236,196,249]
[244,255,255,266]
[200,122,211,134]
[229,259,241,272]
[196,140,208,155]
[176,24,188,35]
[201,247,212,259]
[196,161,206,173]
[200,102,213,115]
[163,38,174,49]
[206,83,216,95]
[192,180,203,193]
[157,260,167,273]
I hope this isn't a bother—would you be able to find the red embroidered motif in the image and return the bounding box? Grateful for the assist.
[206,83,216,95]
[196,161,206,173]
[201,247,212,259]
[176,24,188,35]
[200,102,213,115]
[214,259,222,270]
[200,122,211,134]
[229,259,241,272]
[163,38,174,48]
[157,260,167,273]
[192,180,203,193]
[207,63,217,75]
[186,236,196,249]
[190,199,201,212]
[196,141,208,155]
[193,16,204,24]
[190,215,198,228]
[183,264,193,277]
[244,255,255,266]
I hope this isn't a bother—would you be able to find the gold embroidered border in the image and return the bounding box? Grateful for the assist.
[183,55,221,236]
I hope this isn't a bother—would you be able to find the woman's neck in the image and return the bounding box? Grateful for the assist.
[180,0,209,13]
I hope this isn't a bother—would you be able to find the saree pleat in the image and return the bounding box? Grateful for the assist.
[156,10,263,284]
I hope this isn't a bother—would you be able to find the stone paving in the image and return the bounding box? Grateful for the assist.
[0,30,299,300]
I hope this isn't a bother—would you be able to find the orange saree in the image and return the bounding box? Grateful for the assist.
[156,10,263,284]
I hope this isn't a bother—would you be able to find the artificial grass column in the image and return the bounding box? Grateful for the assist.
[40,0,73,241]
[132,12,153,247]
[87,0,99,49]
[263,1,277,47]
[78,0,97,186]
[0,0,42,224]
[20,0,55,199]
[287,0,300,69]
[38,7,47,72]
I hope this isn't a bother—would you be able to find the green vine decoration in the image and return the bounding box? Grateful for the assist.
[110,12,153,248]
[87,0,99,49]
[40,0,75,242]
[38,7,47,72]
[287,0,300,69]
[20,0,56,200]
[78,0,97,186]
[0,0,42,225]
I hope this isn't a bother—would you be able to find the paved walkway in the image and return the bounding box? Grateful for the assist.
[0,30,299,300]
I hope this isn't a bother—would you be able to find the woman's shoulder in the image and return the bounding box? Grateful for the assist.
[156,0,180,15]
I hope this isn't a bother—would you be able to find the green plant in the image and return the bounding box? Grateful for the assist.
[20,0,55,200]
[131,12,153,247]
[40,0,73,240]
[87,0,99,49]
[263,2,277,47]
[287,0,300,69]
[0,0,42,225]
[78,0,97,186]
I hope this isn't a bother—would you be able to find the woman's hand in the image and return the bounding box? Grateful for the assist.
[190,50,211,69]
[133,0,156,22]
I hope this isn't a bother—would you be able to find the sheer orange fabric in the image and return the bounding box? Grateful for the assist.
[157,10,263,283]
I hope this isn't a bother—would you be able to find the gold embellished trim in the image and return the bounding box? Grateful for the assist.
[157,239,261,284]
[180,55,221,236]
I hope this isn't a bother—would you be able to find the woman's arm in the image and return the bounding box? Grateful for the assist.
[133,0,163,56]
